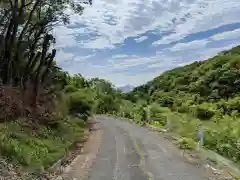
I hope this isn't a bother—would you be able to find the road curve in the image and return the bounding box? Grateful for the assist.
[86,116,211,180]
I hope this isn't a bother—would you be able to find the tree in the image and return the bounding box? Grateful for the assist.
[0,0,92,106]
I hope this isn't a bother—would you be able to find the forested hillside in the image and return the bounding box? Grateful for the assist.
[130,45,240,118]
[118,45,240,164]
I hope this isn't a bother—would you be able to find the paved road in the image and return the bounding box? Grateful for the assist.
[86,116,211,180]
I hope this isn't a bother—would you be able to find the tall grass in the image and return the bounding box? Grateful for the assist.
[151,108,240,163]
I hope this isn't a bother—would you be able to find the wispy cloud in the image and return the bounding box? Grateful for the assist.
[210,28,240,41]
[56,50,74,63]
[135,36,148,43]
[111,54,129,59]
[170,39,209,51]
[66,0,239,49]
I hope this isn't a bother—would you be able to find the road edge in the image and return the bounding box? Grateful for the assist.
[52,120,103,180]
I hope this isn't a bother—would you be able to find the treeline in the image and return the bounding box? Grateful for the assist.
[65,75,126,119]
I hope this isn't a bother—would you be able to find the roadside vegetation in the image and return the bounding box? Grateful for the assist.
[0,0,99,178]
[104,46,240,165]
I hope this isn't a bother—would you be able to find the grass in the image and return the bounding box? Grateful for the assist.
[146,108,240,175]
[0,116,87,173]
[145,108,240,178]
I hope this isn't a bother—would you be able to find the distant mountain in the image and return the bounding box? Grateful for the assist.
[117,85,134,93]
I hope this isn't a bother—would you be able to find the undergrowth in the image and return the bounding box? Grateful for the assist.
[0,116,87,172]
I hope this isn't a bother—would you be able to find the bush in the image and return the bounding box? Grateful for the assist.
[192,106,215,120]
[68,89,95,121]
[177,104,189,113]
[96,94,119,114]
[217,97,240,116]
[177,137,196,150]
[65,85,78,93]
[151,91,174,107]
[149,104,167,126]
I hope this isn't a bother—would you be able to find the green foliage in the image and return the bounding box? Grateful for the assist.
[149,103,167,126]
[0,117,87,171]
[150,91,174,107]
[118,100,135,119]
[204,117,240,162]
[192,106,215,120]
[177,137,196,150]
[96,94,120,114]
[217,97,240,116]
[68,89,96,121]
[65,84,79,93]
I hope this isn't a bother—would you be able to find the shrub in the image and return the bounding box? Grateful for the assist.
[177,104,189,113]
[151,91,174,107]
[192,106,215,120]
[177,137,196,150]
[65,85,78,93]
[68,90,95,121]
[149,104,167,126]
[217,97,240,116]
[96,94,119,114]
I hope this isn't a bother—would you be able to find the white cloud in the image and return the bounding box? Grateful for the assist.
[73,54,95,62]
[82,36,115,49]
[111,54,129,59]
[171,39,209,51]
[177,62,191,67]
[107,53,181,71]
[152,0,240,46]
[55,0,240,49]
[210,29,240,41]
[67,62,162,86]
[110,56,156,70]
[53,26,84,49]
[107,71,161,86]
[135,36,148,43]
[108,54,140,63]
[197,42,240,60]
[56,50,74,63]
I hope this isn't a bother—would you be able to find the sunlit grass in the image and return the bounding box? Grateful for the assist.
[0,117,87,172]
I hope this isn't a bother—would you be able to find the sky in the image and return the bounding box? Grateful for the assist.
[54,0,240,87]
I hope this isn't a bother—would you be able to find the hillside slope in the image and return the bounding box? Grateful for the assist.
[125,45,240,163]
[130,45,240,112]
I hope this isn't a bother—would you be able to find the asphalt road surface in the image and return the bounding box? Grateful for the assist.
[86,116,211,180]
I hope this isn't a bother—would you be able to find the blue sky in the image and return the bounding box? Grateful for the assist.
[55,0,240,87]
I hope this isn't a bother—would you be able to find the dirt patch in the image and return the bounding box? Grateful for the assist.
[0,159,20,180]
